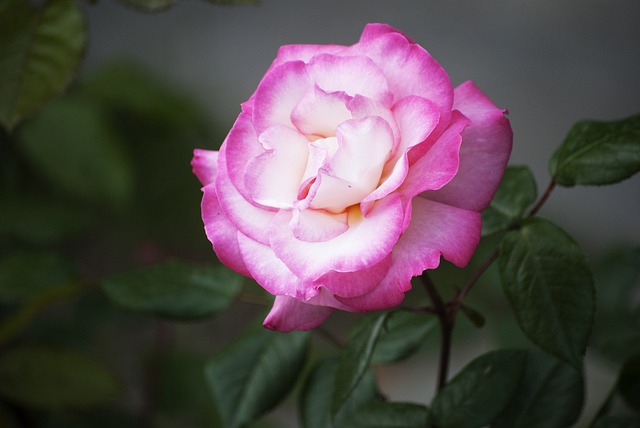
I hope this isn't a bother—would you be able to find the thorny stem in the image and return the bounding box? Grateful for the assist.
[423,178,557,394]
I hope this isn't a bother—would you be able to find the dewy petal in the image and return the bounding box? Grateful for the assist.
[426,81,513,212]
[307,54,392,105]
[351,27,453,112]
[309,117,394,212]
[216,145,276,245]
[253,60,313,133]
[201,183,250,277]
[191,149,218,187]
[269,195,404,280]
[244,125,309,209]
[291,86,352,137]
[290,208,348,243]
[264,295,333,332]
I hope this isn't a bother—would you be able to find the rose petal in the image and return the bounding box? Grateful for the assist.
[307,54,392,105]
[352,27,453,112]
[426,81,513,212]
[269,195,405,280]
[191,149,218,187]
[291,86,352,137]
[223,111,263,199]
[253,60,313,133]
[201,183,250,277]
[290,208,348,242]
[315,253,392,298]
[268,43,347,70]
[244,125,309,209]
[264,295,333,332]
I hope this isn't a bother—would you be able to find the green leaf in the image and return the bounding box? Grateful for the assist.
[549,114,640,186]
[618,353,640,412]
[344,402,431,428]
[299,357,376,428]
[592,416,640,428]
[0,346,120,408]
[352,310,436,364]
[118,0,181,12]
[102,260,242,320]
[499,218,595,368]
[17,98,133,208]
[0,0,85,131]
[591,248,640,364]
[431,349,526,428]
[491,350,583,428]
[333,312,390,419]
[459,304,486,328]
[482,165,538,235]
[205,328,309,428]
[0,251,72,303]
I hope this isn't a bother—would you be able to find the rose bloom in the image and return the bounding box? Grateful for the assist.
[192,24,512,332]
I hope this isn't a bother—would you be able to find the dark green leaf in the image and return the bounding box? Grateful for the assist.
[431,349,526,428]
[618,353,640,412]
[499,218,595,368]
[352,310,436,364]
[344,402,431,428]
[0,346,120,408]
[0,0,85,131]
[492,350,583,428]
[592,416,640,428]
[102,260,242,320]
[205,328,309,428]
[591,248,640,364]
[549,114,640,186]
[482,165,538,235]
[17,99,133,208]
[0,251,72,303]
[299,357,376,428]
[118,0,180,12]
[333,312,390,419]
[459,304,486,328]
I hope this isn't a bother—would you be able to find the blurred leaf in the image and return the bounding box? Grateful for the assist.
[491,350,583,428]
[482,165,537,236]
[591,248,640,364]
[17,98,133,208]
[344,402,431,428]
[205,328,309,428]
[0,252,72,303]
[0,197,91,244]
[299,357,376,428]
[0,0,85,131]
[333,312,389,420]
[0,346,120,408]
[499,218,595,369]
[459,304,486,328]
[549,114,640,186]
[430,349,526,428]
[118,0,180,12]
[618,353,640,412]
[352,310,436,364]
[102,260,242,320]
[592,416,640,428]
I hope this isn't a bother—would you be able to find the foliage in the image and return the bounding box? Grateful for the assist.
[0,0,639,427]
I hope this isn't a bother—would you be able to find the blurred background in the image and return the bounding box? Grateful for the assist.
[1,0,639,426]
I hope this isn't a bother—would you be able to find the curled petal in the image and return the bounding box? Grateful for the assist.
[426,81,513,212]
[191,149,218,187]
[264,295,333,332]
[291,86,352,137]
[290,208,348,243]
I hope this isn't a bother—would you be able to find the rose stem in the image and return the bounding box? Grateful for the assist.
[420,274,453,393]
[527,179,556,217]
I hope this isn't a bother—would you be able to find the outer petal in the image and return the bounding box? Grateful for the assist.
[352,27,453,112]
[223,111,263,200]
[315,253,393,298]
[253,61,313,133]
[201,183,250,277]
[264,295,333,332]
[270,195,405,280]
[426,81,513,212]
[191,149,218,186]
[336,271,406,311]
[268,43,347,71]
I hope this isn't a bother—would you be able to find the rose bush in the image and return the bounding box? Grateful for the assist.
[192,23,512,332]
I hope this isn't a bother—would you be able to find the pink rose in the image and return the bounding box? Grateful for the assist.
[192,23,512,332]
